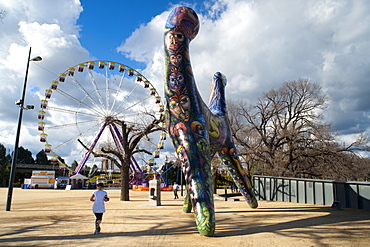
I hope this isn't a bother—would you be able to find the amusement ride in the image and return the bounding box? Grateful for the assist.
[37,60,167,183]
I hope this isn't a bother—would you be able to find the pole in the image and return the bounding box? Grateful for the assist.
[165,162,168,185]
[6,47,32,211]
[180,165,183,197]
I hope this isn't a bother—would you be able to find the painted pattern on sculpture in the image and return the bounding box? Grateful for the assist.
[164,6,258,236]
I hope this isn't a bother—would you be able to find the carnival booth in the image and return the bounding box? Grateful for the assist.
[69,174,90,189]
[29,170,55,189]
[55,177,70,189]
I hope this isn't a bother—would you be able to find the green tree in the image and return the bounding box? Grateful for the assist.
[0,143,10,187]
[8,146,34,186]
[54,155,66,167]
[16,146,34,164]
[160,160,185,185]
[71,160,78,171]
[81,164,90,176]
[35,150,48,165]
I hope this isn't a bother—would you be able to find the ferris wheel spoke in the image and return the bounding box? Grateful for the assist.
[141,138,158,148]
[51,121,103,152]
[47,106,100,119]
[113,95,152,118]
[55,89,103,117]
[110,81,141,115]
[45,119,100,130]
[115,111,149,120]
[109,69,126,113]
[123,86,157,115]
[87,69,105,109]
[69,75,106,115]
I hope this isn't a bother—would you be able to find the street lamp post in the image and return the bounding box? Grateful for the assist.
[6,47,42,211]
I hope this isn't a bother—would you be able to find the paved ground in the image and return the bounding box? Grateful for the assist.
[1,188,370,247]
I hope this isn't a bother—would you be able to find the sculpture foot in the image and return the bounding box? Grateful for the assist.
[239,187,259,209]
[248,196,258,209]
[198,227,215,237]
[195,204,215,236]
[183,188,192,213]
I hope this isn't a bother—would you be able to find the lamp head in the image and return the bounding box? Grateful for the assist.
[30,56,42,62]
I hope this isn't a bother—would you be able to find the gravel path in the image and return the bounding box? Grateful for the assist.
[1,188,370,246]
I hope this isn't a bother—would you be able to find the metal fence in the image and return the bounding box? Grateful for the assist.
[253,175,370,210]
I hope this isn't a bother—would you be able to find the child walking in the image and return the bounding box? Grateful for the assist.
[90,183,109,234]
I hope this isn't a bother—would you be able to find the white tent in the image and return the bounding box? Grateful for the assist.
[70,174,90,180]
[69,174,90,189]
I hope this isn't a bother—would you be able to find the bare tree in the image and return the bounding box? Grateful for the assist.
[0,10,6,24]
[229,79,370,180]
[211,157,222,194]
[79,113,165,201]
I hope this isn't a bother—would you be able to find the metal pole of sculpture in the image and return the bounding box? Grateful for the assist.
[163,7,258,236]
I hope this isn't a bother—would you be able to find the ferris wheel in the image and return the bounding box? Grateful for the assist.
[37,60,166,174]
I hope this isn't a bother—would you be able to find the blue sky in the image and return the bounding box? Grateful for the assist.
[0,0,369,166]
[77,0,204,68]
[78,0,164,66]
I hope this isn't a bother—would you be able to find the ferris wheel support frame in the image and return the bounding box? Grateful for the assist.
[73,121,108,175]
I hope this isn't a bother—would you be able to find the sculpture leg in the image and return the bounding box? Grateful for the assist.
[178,145,215,236]
[191,179,215,236]
[218,147,258,208]
[183,184,192,213]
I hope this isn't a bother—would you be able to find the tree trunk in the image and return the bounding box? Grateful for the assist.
[211,166,218,194]
[120,162,130,201]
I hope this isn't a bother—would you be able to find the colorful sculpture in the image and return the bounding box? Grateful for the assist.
[164,6,258,236]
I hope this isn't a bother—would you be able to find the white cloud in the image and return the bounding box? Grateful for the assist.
[0,0,91,163]
[119,0,370,136]
[1,0,370,165]
[117,11,170,94]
